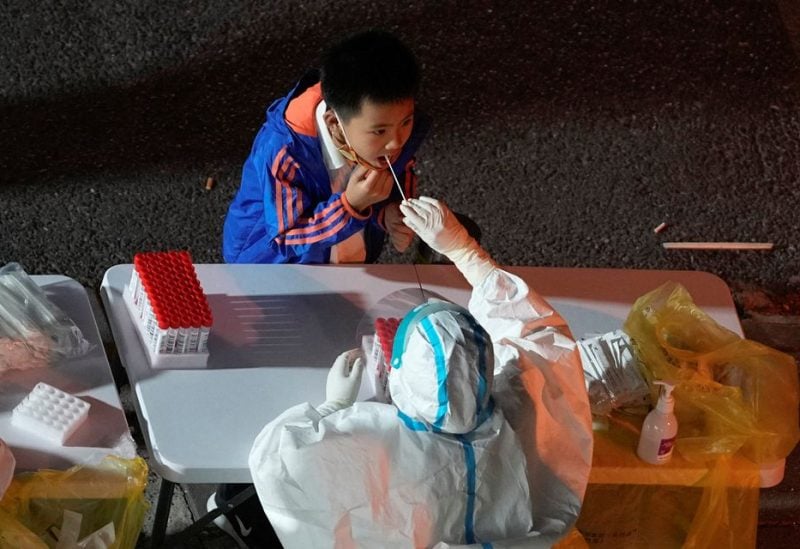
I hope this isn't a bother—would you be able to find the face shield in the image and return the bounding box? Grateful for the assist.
[389,300,494,434]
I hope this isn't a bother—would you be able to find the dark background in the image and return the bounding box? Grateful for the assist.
[1,1,799,292]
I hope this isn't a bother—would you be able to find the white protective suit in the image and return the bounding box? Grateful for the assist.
[248,198,593,548]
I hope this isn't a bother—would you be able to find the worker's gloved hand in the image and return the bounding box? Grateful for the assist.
[400,197,497,287]
[317,349,365,417]
[383,202,415,253]
[399,196,470,256]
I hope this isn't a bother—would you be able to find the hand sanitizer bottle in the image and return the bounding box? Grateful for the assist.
[637,381,678,465]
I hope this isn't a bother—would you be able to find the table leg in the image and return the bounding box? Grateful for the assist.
[165,484,257,547]
[151,478,175,548]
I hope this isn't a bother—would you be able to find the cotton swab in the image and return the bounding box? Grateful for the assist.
[384,156,406,201]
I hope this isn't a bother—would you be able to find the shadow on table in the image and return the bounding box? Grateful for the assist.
[205,292,366,369]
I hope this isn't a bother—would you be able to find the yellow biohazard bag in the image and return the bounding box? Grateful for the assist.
[560,282,798,548]
[0,456,148,549]
[623,281,800,464]
[574,454,760,548]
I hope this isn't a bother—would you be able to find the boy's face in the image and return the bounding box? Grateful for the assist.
[332,98,415,169]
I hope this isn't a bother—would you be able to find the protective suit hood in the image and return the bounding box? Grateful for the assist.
[389,300,494,434]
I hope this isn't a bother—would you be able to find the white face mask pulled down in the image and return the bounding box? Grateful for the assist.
[333,111,386,171]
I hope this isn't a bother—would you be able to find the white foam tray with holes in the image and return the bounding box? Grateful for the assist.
[12,382,90,445]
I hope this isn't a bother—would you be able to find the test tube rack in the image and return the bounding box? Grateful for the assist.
[364,317,400,403]
[123,250,212,369]
[375,317,400,373]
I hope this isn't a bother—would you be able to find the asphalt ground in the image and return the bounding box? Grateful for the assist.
[1,1,800,293]
[1,1,799,547]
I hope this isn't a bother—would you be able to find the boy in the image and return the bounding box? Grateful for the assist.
[223,30,427,264]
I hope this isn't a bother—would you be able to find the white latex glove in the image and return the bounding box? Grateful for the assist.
[399,196,470,256]
[400,196,497,287]
[317,349,365,417]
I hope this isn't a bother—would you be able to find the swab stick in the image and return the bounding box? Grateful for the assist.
[384,156,406,201]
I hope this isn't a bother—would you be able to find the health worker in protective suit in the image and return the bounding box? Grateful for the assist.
[248,196,593,548]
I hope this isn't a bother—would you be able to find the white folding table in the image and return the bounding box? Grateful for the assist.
[414,265,742,336]
[100,263,744,546]
[101,263,426,545]
[0,275,134,472]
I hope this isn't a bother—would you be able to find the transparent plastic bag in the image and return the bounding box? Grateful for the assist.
[0,262,90,372]
[0,438,14,500]
[0,507,47,548]
[623,281,800,464]
[0,456,149,549]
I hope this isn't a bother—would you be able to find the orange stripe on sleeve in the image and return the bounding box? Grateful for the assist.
[272,148,305,233]
[283,158,299,228]
[285,199,345,237]
[271,148,289,233]
[341,194,371,220]
[284,216,349,246]
[294,190,303,222]
[286,187,295,227]
[277,153,294,183]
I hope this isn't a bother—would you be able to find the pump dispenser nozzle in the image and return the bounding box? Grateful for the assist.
[653,381,676,413]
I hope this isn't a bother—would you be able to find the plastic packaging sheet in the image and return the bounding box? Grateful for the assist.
[623,281,800,464]
[0,456,148,549]
[0,263,91,372]
[578,330,650,416]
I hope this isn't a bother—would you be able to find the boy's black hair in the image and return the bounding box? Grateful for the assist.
[321,30,419,121]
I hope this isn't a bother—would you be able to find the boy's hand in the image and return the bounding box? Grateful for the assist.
[344,166,393,212]
[383,202,414,252]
